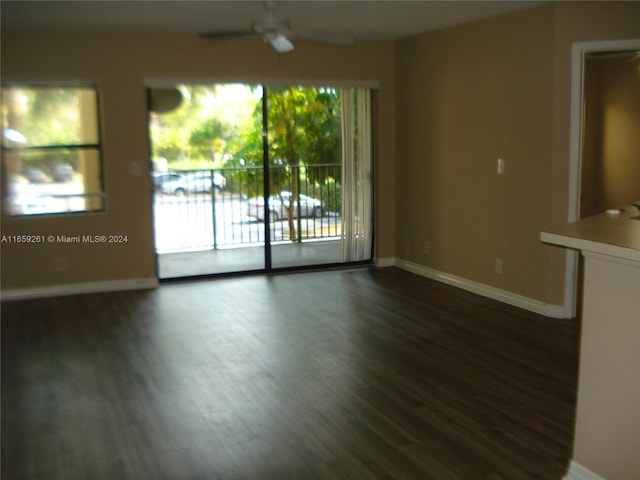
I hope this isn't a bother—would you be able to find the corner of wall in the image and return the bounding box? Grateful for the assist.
[374,257,396,268]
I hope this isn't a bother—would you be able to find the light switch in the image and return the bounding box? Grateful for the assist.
[497,158,505,175]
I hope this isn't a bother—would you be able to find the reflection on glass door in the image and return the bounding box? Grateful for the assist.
[148,83,373,279]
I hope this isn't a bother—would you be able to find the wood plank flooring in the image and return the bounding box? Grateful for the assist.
[1,267,580,479]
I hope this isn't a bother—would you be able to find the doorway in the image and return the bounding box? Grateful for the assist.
[564,39,640,317]
[148,83,374,279]
[580,49,640,219]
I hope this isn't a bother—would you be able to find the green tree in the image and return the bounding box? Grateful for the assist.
[150,84,260,170]
[189,118,228,163]
[268,87,341,241]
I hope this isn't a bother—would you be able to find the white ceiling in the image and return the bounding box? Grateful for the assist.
[1,1,545,41]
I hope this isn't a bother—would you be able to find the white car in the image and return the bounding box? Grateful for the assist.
[245,191,325,222]
[156,171,226,195]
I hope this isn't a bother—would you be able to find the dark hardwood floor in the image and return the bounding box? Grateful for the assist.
[1,267,580,479]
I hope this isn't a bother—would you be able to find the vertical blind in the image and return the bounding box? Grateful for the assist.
[340,88,373,262]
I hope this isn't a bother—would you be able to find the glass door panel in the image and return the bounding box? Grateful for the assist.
[266,86,345,269]
[149,83,265,278]
[266,86,373,270]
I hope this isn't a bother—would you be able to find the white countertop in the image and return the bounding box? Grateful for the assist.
[541,204,640,262]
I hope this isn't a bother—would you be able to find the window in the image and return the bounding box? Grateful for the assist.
[1,85,104,215]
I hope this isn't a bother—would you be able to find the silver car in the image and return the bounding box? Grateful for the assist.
[245,191,325,222]
[157,171,226,195]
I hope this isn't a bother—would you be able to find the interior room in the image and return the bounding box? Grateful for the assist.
[1,1,639,479]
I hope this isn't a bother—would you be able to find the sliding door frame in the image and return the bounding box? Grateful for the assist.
[261,85,274,271]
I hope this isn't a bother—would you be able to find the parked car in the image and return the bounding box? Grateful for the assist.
[155,171,226,195]
[51,163,74,182]
[152,172,182,191]
[245,191,325,222]
[22,167,47,183]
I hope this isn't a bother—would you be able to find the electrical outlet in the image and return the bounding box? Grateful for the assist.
[495,257,503,274]
[497,158,505,175]
[423,240,430,255]
[55,256,69,272]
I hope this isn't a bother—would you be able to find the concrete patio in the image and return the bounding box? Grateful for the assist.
[157,239,344,278]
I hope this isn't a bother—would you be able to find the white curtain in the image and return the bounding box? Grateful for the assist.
[340,88,373,262]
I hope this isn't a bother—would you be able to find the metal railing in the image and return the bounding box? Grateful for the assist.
[153,164,342,253]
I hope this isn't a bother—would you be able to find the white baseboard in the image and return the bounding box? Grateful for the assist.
[563,461,605,480]
[545,302,568,319]
[391,258,567,318]
[1,277,159,301]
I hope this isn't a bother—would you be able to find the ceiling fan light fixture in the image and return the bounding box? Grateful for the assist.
[200,2,354,54]
[267,32,294,53]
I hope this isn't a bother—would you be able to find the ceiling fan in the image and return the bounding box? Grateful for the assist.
[200,2,355,53]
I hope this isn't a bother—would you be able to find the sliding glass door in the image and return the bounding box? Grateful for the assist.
[148,82,373,278]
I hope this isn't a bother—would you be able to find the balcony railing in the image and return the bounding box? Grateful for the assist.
[153,164,342,253]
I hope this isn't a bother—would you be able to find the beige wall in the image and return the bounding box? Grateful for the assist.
[395,2,640,306]
[396,6,556,303]
[0,32,396,289]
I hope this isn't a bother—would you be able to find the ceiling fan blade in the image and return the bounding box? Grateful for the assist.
[290,32,355,48]
[266,32,294,53]
[199,31,259,42]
